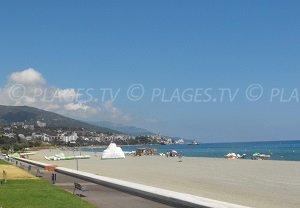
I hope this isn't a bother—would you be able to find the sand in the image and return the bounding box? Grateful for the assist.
[29,149,300,208]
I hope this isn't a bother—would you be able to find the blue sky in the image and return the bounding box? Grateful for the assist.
[0,1,300,142]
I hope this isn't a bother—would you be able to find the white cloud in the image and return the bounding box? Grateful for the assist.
[100,101,134,123]
[56,88,80,102]
[9,68,46,85]
[44,104,60,111]
[64,103,90,111]
[104,101,121,118]
[0,68,135,124]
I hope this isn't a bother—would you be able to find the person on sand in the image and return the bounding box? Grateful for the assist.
[178,153,183,162]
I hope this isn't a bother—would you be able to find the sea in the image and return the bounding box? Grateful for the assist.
[81,140,300,161]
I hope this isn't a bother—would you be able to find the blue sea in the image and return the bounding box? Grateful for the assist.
[81,140,300,161]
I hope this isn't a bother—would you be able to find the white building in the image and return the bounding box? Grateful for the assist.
[175,139,185,144]
[62,132,78,143]
[23,125,35,130]
[37,121,47,128]
[42,134,50,142]
[4,133,16,138]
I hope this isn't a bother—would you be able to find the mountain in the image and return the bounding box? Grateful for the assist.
[0,105,118,133]
[90,121,155,136]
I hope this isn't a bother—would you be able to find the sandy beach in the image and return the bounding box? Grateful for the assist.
[29,149,300,208]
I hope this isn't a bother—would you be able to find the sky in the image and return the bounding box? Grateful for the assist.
[0,1,300,142]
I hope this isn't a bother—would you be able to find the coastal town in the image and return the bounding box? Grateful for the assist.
[0,120,180,153]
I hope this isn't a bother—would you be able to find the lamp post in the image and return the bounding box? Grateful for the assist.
[76,158,79,171]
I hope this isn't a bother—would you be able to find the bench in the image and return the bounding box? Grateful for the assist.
[73,182,89,196]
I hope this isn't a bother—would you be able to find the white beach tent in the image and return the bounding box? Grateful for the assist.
[101,143,125,159]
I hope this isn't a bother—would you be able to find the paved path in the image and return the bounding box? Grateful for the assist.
[17,161,174,208]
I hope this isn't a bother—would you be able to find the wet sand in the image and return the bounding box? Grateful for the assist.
[30,149,300,208]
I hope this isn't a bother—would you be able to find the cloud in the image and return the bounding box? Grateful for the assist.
[64,103,90,111]
[0,68,134,123]
[101,101,134,122]
[104,101,121,118]
[56,88,80,102]
[9,68,46,85]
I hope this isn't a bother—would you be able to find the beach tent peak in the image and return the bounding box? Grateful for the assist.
[101,143,125,160]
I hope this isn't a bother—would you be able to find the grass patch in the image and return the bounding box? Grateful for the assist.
[0,180,96,208]
[0,159,9,165]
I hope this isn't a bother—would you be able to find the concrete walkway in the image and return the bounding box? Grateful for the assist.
[16,161,174,208]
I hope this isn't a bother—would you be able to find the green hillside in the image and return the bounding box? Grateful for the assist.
[0,105,117,134]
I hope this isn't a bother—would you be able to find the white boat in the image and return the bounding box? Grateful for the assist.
[252,153,271,160]
[188,140,200,145]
